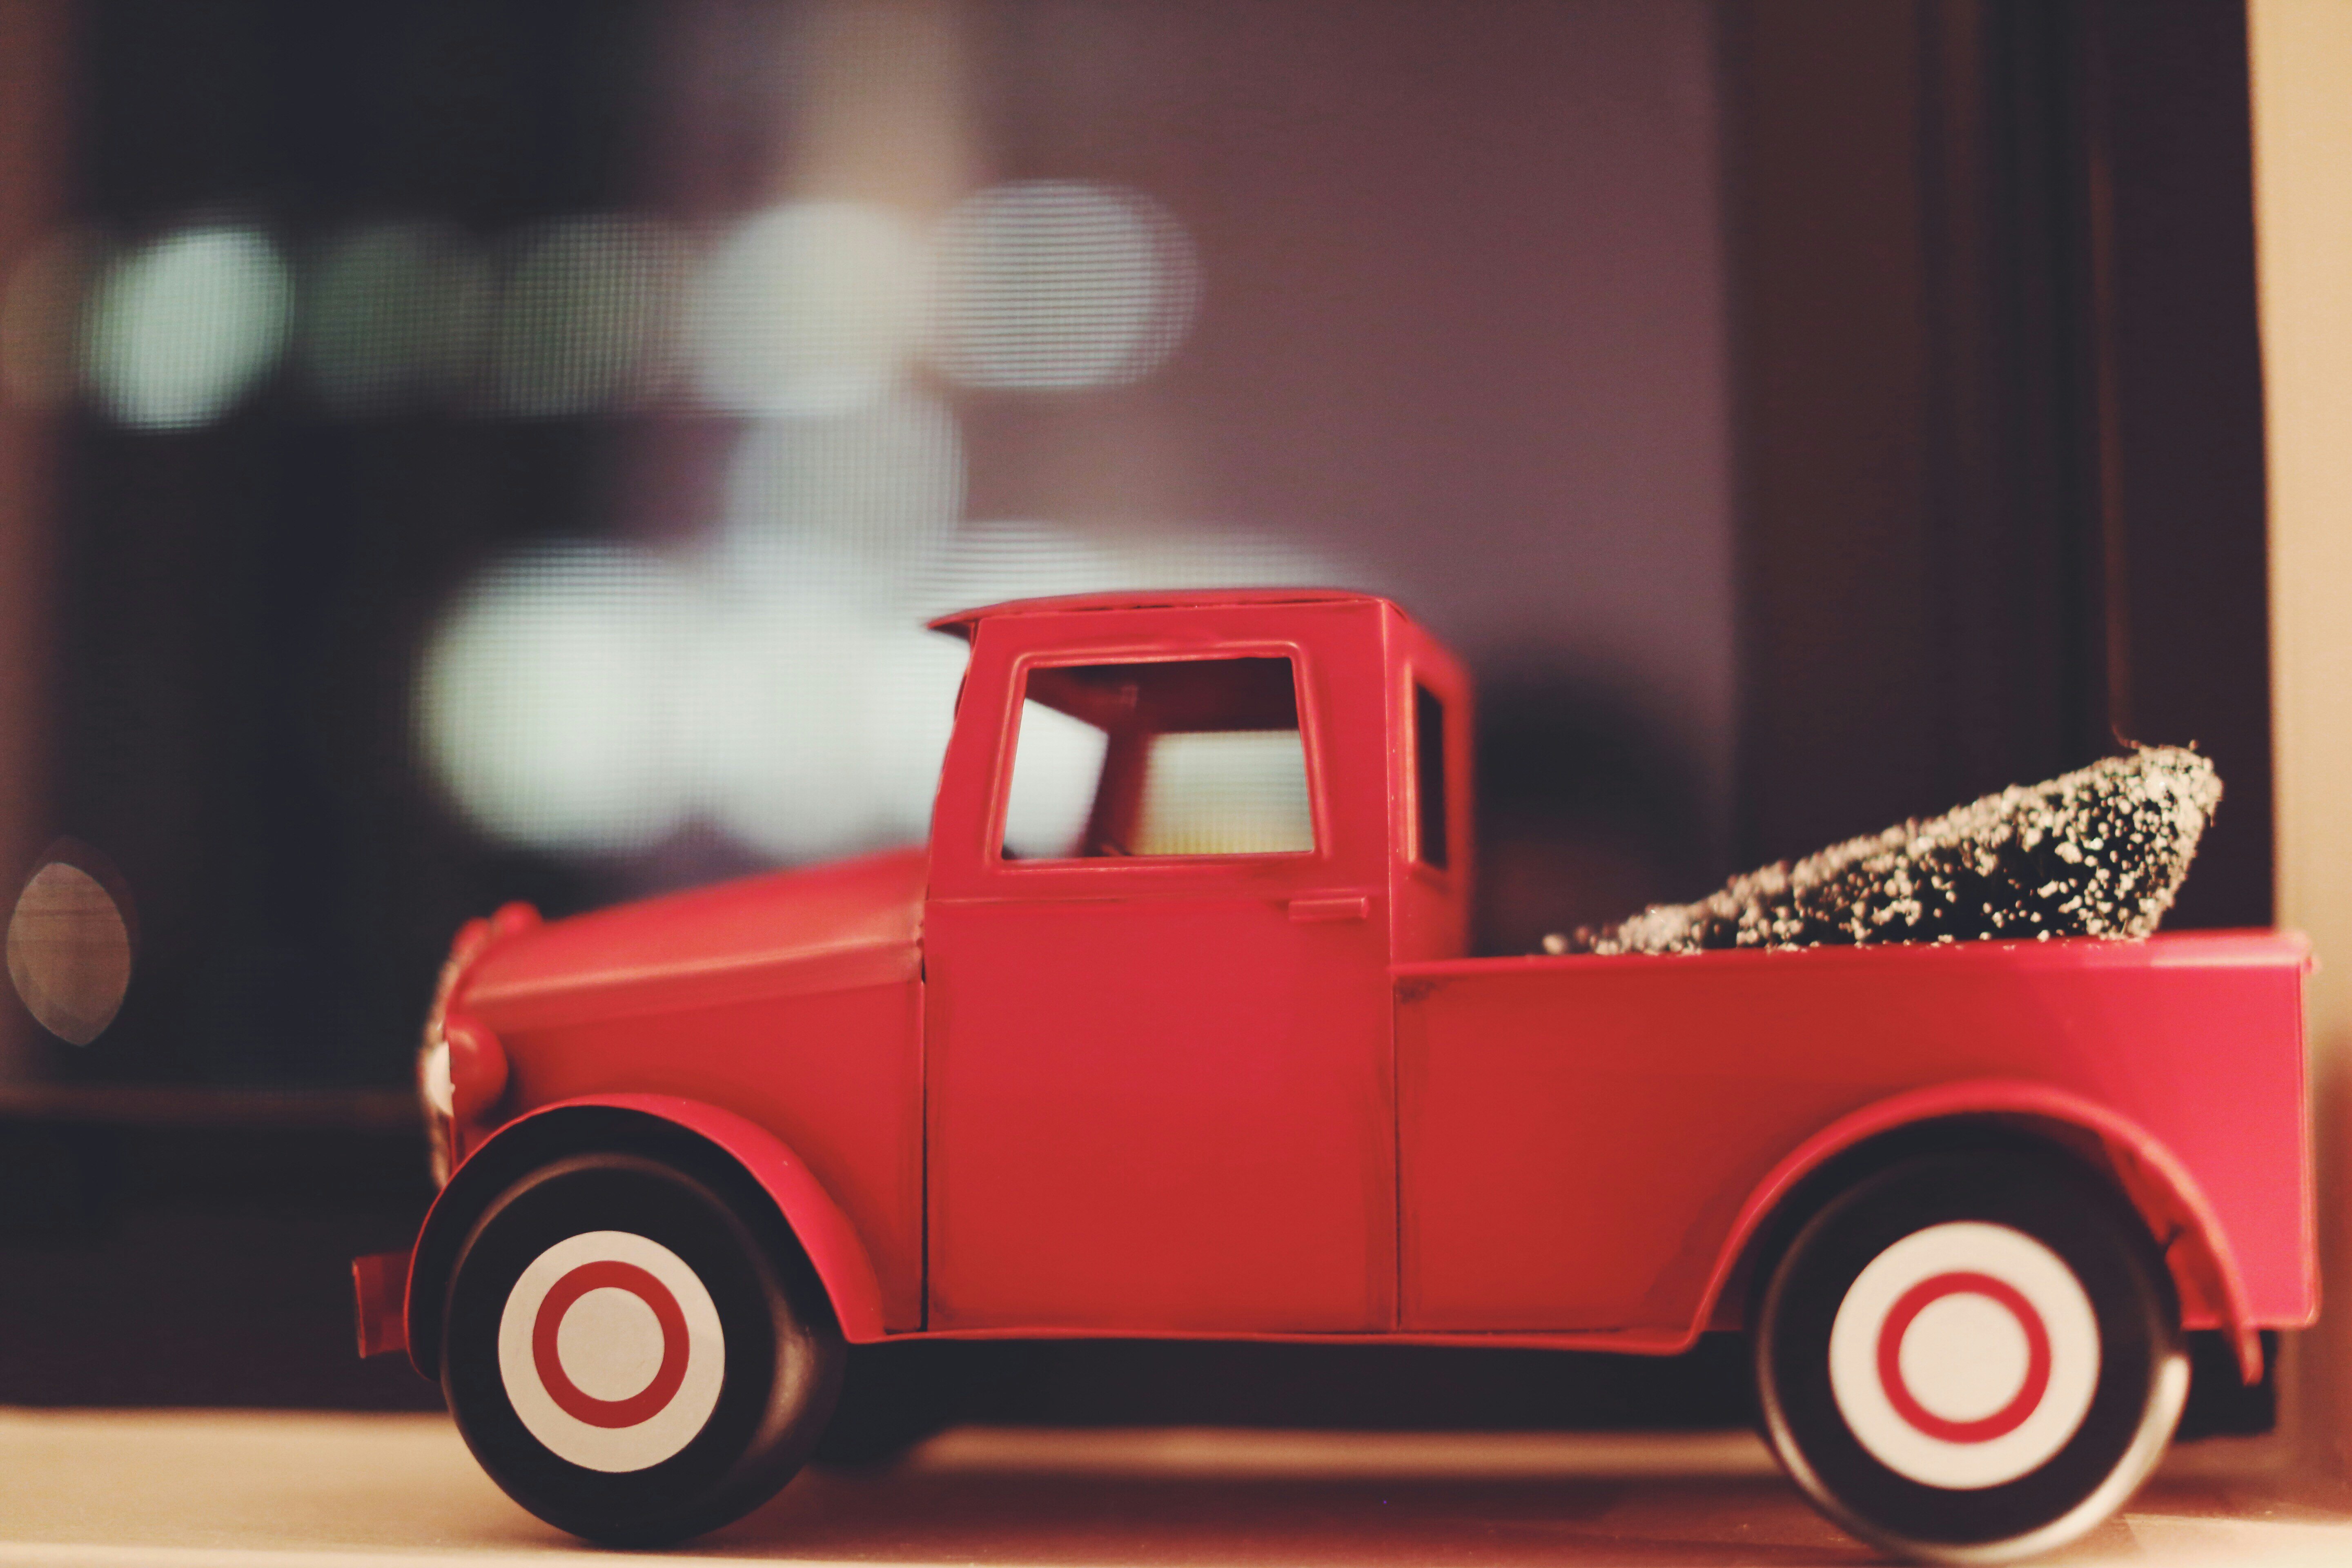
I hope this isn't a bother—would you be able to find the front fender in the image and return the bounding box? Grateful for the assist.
[402,1094,888,1380]
[1700,1078,2262,1382]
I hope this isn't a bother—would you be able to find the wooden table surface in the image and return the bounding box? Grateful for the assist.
[0,1414,2344,1567]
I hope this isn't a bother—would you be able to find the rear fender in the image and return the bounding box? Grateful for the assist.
[1704,1078,2261,1382]
[403,1094,887,1380]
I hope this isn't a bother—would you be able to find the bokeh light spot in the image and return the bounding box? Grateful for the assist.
[6,861,133,1047]
[931,181,1199,391]
[302,220,489,416]
[917,518,1345,624]
[686,560,950,859]
[493,215,687,417]
[1135,731,1314,856]
[915,519,1130,623]
[415,505,1370,866]
[84,224,292,430]
[1002,701,1111,860]
[690,201,923,416]
[719,397,964,591]
[417,544,699,852]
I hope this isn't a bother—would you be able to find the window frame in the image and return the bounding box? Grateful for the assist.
[988,645,1327,869]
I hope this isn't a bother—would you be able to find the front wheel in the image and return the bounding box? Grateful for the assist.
[1753,1150,2186,1563]
[441,1147,844,1545]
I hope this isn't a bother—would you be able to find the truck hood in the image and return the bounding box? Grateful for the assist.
[457,846,927,1033]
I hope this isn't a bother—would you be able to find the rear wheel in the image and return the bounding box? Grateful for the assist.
[1753,1150,2185,1563]
[441,1148,843,1545]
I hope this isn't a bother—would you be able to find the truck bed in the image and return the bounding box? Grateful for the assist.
[1393,930,2312,1344]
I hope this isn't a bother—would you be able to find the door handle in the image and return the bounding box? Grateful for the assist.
[1287,894,1370,923]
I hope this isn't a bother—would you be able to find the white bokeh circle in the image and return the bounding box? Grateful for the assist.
[414,501,1373,864]
[85,224,292,430]
[687,563,896,860]
[931,180,1199,391]
[416,543,698,853]
[1829,1221,2101,1490]
[718,398,964,590]
[497,1230,726,1473]
[690,201,924,416]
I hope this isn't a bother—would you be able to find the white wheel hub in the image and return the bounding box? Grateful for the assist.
[1828,1221,2100,1489]
[497,1230,727,1472]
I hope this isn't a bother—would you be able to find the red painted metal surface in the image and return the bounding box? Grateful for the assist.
[455,851,926,1329]
[379,589,2314,1383]
[926,587,1379,639]
[1395,932,2311,1355]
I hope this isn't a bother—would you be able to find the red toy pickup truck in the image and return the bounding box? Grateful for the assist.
[358,589,2313,1562]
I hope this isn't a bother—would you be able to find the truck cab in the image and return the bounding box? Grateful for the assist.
[920,590,1466,1333]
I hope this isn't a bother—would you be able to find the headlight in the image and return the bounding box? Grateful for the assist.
[419,1033,453,1118]
[418,926,474,1187]
[419,1024,454,1186]
[417,901,538,1187]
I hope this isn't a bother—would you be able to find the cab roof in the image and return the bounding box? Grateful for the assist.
[927,587,1390,639]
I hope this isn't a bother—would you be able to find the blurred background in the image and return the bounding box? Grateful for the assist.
[0,0,2282,1439]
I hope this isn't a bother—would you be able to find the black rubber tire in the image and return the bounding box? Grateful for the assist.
[1753,1149,2185,1563]
[441,1147,843,1546]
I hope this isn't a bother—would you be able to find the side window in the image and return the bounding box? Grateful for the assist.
[1414,682,1449,870]
[1000,657,1315,860]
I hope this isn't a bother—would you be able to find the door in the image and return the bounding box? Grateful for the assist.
[925,639,1396,1332]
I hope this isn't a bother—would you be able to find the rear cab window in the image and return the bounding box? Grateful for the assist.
[1413,681,1448,871]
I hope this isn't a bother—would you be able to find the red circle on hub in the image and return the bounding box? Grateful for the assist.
[1875,1270,2053,1443]
[531,1261,691,1429]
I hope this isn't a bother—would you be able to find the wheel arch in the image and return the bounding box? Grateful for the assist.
[405,1094,888,1380]
[1702,1079,2258,1382]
